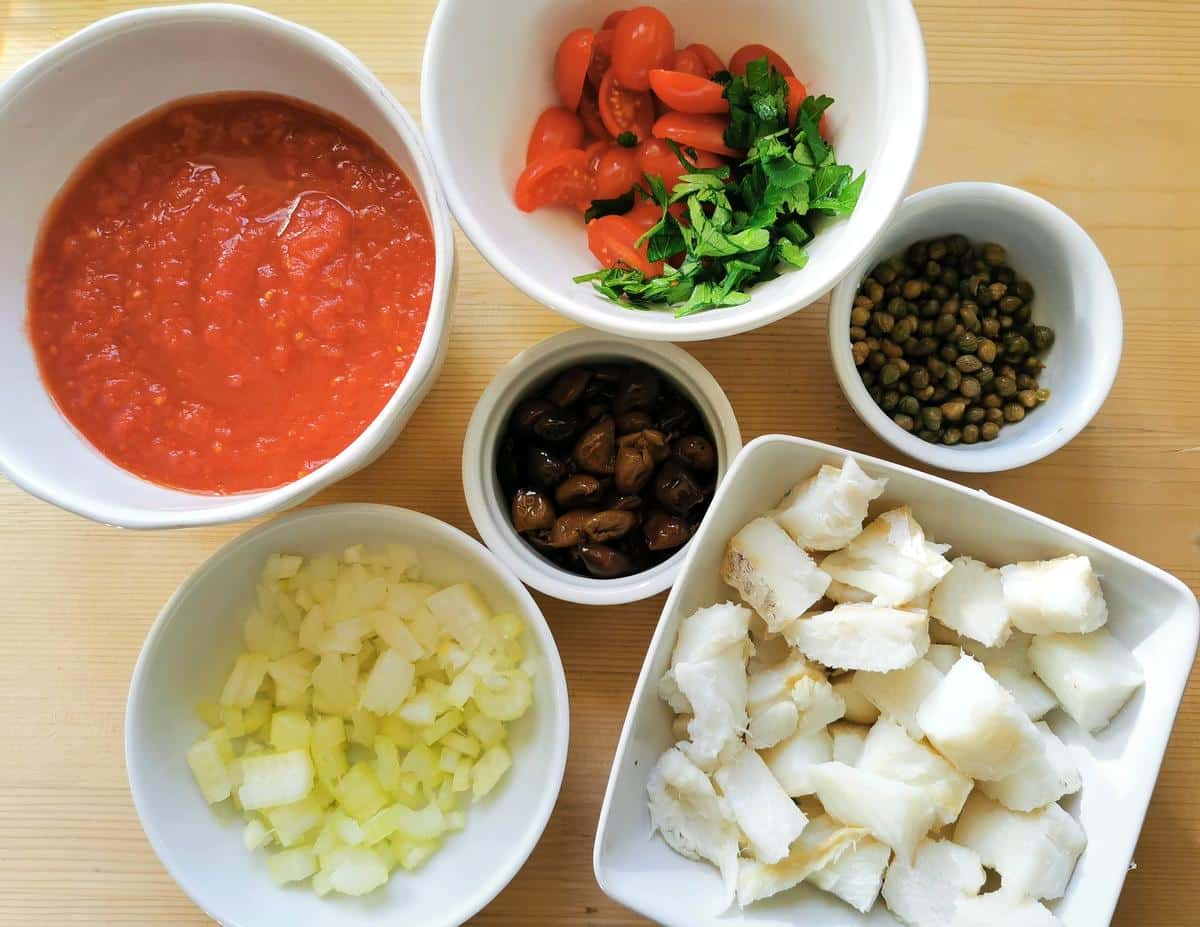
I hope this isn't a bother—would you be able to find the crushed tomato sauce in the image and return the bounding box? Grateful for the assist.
[28,93,435,493]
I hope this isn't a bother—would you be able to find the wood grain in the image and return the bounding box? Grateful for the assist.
[0,1,1197,924]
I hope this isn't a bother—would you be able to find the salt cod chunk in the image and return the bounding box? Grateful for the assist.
[881,838,985,927]
[714,746,809,864]
[825,578,876,604]
[854,658,943,741]
[659,602,751,715]
[761,727,832,797]
[722,517,831,632]
[745,653,843,749]
[809,833,891,913]
[736,814,866,906]
[832,674,880,725]
[673,652,749,770]
[1029,628,1144,733]
[979,721,1081,812]
[810,761,938,862]
[950,893,1063,926]
[960,632,1058,720]
[1000,554,1108,635]
[925,643,961,674]
[785,604,930,672]
[819,507,952,607]
[953,793,1086,900]
[829,721,870,765]
[857,719,973,828]
[930,557,1010,647]
[772,456,887,552]
[916,654,1041,780]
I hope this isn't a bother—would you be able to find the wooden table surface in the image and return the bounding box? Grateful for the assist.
[1,1,1197,924]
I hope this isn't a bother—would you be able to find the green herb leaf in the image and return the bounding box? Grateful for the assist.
[777,238,809,268]
[616,131,638,148]
[583,191,637,222]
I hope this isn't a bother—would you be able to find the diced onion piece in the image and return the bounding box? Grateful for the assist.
[267,846,317,885]
[187,738,232,804]
[239,750,313,811]
[220,653,270,708]
[472,744,513,799]
[327,846,389,896]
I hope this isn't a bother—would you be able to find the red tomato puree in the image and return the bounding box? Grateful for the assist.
[28,94,435,493]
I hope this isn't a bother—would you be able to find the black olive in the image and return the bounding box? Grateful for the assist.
[548,510,597,548]
[531,406,579,443]
[613,366,660,414]
[511,490,554,533]
[615,411,654,435]
[510,398,554,435]
[525,447,567,488]
[572,416,616,475]
[584,510,637,542]
[583,401,609,423]
[554,474,604,508]
[656,401,696,434]
[655,460,706,515]
[578,543,635,578]
[644,511,692,551]
[673,435,716,472]
[547,367,591,407]
[607,493,644,511]
[614,429,668,494]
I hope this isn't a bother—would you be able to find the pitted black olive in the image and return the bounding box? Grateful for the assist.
[547,367,591,407]
[511,490,554,533]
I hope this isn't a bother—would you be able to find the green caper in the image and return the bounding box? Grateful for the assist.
[1016,373,1038,391]
[891,317,916,344]
[921,407,943,432]
[944,367,962,391]
[882,341,904,359]
[955,354,983,374]
[976,339,997,364]
[959,306,979,332]
[850,305,871,327]
[927,357,947,379]
[914,384,936,401]
[957,332,979,354]
[893,413,916,432]
[909,367,931,390]
[864,279,884,304]
[930,385,949,404]
[1016,280,1034,301]
[982,243,1006,266]
[872,311,895,335]
[925,260,942,279]
[1017,389,1039,409]
[879,364,901,386]
[872,263,897,285]
[942,427,963,446]
[902,279,924,300]
[984,395,1003,411]
[998,295,1023,314]
[860,370,876,388]
[1033,326,1056,351]
[962,424,980,444]
[868,385,884,404]
[868,350,887,371]
[908,241,929,265]
[986,407,1004,424]
[1004,402,1026,423]
[1024,356,1045,373]
[994,375,1017,397]
[899,395,921,416]
[960,377,982,400]
[935,313,957,336]
[939,345,959,364]
[942,399,967,422]
[966,407,986,425]
[882,390,900,411]
[977,365,995,387]
[928,239,948,261]
[917,428,939,443]
[981,318,1001,338]
[1036,388,1051,403]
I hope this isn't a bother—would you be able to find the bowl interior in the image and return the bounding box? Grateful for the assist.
[127,505,568,927]
[0,6,450,523]
[595,435,1197,926]
[424,0,925,339]
[829,183,1121,470]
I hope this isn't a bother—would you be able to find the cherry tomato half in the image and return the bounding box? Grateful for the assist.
[593,144,641,199]
[598,68,656,141]
[514,148,596,212]
[686,42,726,77]
[587,214,663,277]
[554,28,594,111]
[647,69,729,114]
[626,199,663,230]
[652,112,740,158]
[585,139,610,172]
[611,6,675,91]
[602,9,627,29]
[670,47,706,77]
[784,75,808,128]
[636,137,724,192]
[578,84,611,141]
[526,106,585,164]
[728,43,794,77]
[587,29,614,88]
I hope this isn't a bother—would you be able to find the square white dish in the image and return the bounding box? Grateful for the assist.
[594,434,1198,926]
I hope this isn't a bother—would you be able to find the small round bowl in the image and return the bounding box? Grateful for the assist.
[463,329,742,605]
[828,182,1123,473]
[0,5,455,528]
[126,504,569,927]
[421,0,927,342]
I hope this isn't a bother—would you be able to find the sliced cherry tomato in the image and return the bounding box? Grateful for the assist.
[584,139,610,173]
[611,6,675,91]
[686,43,726,77]
[670,48,706,77]
[648,69,729,114]
[554,28,595,111]
[784,75,808,128]
[598,68,655,141]
[578,85,611,141]
[652,112,740,158]
[514,148,595,212]
[587,29,614,88]
[626,199,662,230]
[587,214,662,277]
[636,137,724,192]
[593,145,640,199]
[728,43,794,77]
[526,106,585,164]
[602,9,627,29]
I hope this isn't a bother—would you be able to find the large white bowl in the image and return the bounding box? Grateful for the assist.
[828,182,1123,472]
[127,504,569,927]
[421,0,926,342]
[594,434,1198,926]
[0,5,456,528]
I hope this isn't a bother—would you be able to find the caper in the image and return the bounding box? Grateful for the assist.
[921,407,943,432]
[1036,388,1052,403]
[917,428,939,443]
[881,390,900,412]
[1016,373,1038,391]
[986,407,1004,424]
[966,407,986,425]
[962,424,980,443]
[864,279,885,304]
[914,385,935,402]
[1004,403,1026,423]
[927,357,947,379]
[960,377,982,400]
[955,354,983,374]
[982,243,1006,266]
[860,370,875,387]
[930,385,949,404]
[942,399,967,422]
[1016,389,1039,409]
[909,368,931,390]
[981,317,1001,338]
[871,311,895,335]
[899,395,921,416]
[939,345,959,364]
[872,263,897,285]
[980,422,1000,441]
[1033,325,1056,351]
[902,279,924,300]
[994,376,1017,398]
[850,305,871,327]
[868,350,886,371]
[893,413,916,432]
[957,332,979,354]
[935,313,957,336]
[944,367,962,391]
[879,363,901,386]
[1024,356,1045,373]
[976,338,997,364]
[942,427,963,446]
[882,341,904,359]
[1016,280,1035,301]
[999,295,1024,314]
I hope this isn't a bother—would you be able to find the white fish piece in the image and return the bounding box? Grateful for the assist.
[785,604,930,672]
[810,761,938,862]
[925,644,961,674]
[722,517,831,631]
[673,650,748,769]
[826,578,875,604]
[950,893,1063,926]
[858,719,974,828]
[772,456,887,552]
[810,834,891,913]
[917,654,1042,780]
[646,747,740,907]
[829,721,870,765]
[736,814,867,907]
[747,701,799,749]
[854,659,944,740]
[832,674,880,725]
[746,653,844,748]
[820,507,952,607]
[979,721,1081,812]
[953,794,1086,900]
[882,838,985,927]
[930,556,1011,647]
[1000,555,1108,635]
[761,727,832,796]
[1029,629,1144,733]
[986,663,1059,721]
[659,602,752,713]
[715,746,808,864]
[929,619,963,646]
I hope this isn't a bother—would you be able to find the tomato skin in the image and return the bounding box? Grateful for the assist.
[670,48,706,77]
[514,148,596,212]
[626,199,662,230]
[587,214,663,277]
[611,6,675,91]
[587,29,614,88]
[652,112,740,158]
[598,68,656,141]
[648,69,729,114]
[602,9,627,29]
[526,107,585,164]
[686,43,726,76]
[636,137,724,192]
[728,43,794,77]
[584,139,610,173]
[593,144,640,199]
[578,85,611,141]
[783,75,808,128]
[554,28,595,111]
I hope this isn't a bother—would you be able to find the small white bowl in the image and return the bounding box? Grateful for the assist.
[0,5,455,528]
[595,434,1199,927]
[828,182,1122,472]
[421,0,927,342]
[126,504,569,927]
[462,329,742,606]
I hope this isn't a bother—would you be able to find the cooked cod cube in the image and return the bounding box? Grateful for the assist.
[714,746,809,864]
[761,727,832,797]
[881,838,985,927]
[810,761,937,862]
[809,834,891,913]
[1029,629,1144,733]
[829,721,870,766]
[673,648,749,769]
[929,556,1010,647]
[978,721,1081,812]
[858,719,973,827]
[784,604,930,672]
[854,658,944,741]
[722,517,831,631]
[736,814,867,907]
[1000,555,1107,635]
[832,674,881,725]
[772,456,886,552]
[950,893,1063,926]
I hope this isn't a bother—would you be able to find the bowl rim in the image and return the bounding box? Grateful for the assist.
[461,328,743,605]
[419,0,928,343]
[0,3,456,529]
[125,502,571,927]
[826,181,1124,473]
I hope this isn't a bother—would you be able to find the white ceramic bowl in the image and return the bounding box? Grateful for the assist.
[127,504,569,927]
[828,182,1122,472]
[0,5,455,528]
[421,0,926,342]
[595,434,1198,926]
[462,329,742,605]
